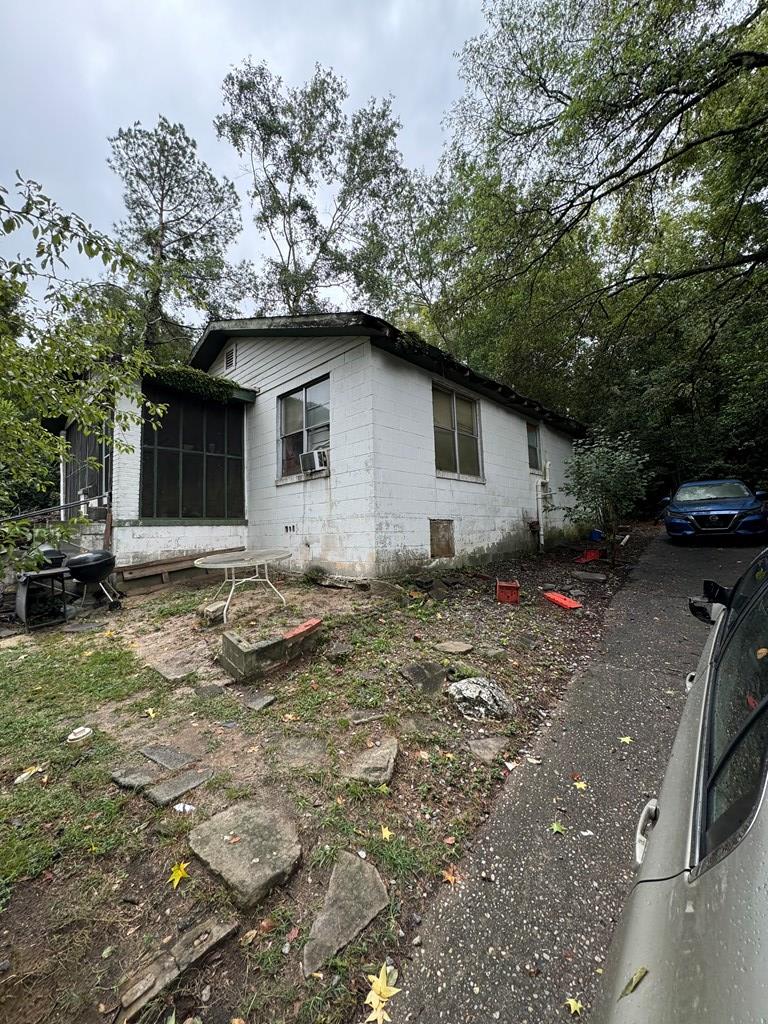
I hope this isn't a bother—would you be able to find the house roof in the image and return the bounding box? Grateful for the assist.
[190,311,583,436]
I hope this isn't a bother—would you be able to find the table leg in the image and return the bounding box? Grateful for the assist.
[264,561,287,606]
[222,568,237,624]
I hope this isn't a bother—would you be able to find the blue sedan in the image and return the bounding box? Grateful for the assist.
[662,478,768,539]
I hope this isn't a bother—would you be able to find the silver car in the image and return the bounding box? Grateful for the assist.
[594,547,768,1022]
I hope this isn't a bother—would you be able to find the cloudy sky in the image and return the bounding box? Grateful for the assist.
[1,0,484,276]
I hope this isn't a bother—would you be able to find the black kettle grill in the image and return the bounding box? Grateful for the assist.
[66,550,122,610]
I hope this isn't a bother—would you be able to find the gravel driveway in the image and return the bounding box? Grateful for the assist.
[395,534,765,1022]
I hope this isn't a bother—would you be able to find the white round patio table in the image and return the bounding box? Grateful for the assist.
[194,548,292,623]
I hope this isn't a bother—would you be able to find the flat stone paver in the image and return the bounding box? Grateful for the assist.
[467,736,508,764]
[145,767,213,807]
[245,692,276,712]
[303,851,389,975]
[342,737,398,784]
[434,641,474,655]
[140,744,197,771]
[189,801,301,908]
[111,764,162,791]
[273,735,330,770]
[399,662,446,696]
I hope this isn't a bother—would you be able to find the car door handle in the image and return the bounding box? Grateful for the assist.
[633,798,659,870]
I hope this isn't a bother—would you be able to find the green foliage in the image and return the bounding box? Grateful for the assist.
[563,432,650,555]
[215,60,405,313]
[108,116,243,357]
[145,365,241,402]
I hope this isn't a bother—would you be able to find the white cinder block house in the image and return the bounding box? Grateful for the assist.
[65,313,581,576]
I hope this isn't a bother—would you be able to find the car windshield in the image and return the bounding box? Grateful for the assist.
[674,482,751,502]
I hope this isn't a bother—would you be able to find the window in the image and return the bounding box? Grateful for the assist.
[432,386,481,478]
[140,384,245,519]
[279,377,330,477]
[703,585,768,854]
[527,423,541,471]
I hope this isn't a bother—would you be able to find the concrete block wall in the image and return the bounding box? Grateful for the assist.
[369,348,575,572]
[208,335,378,575]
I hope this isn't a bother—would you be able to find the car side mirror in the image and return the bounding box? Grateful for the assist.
[659,496,671,506]
[755,490,767,502]
[703,579,732,606]
[689,597,714,625]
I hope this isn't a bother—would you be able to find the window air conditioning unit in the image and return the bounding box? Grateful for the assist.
[299,449,329,473]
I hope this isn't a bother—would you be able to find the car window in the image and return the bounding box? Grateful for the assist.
[704,586,768,853]
[675,482,751,501]
[727,550,768,625]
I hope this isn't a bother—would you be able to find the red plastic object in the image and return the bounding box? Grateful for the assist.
[496,579,520,604]
[574,549,601,563]
[543,591,582,610]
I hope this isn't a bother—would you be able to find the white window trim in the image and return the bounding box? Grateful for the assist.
[432,381,485,482]
[277,375,331,481]
[527,422,543,474]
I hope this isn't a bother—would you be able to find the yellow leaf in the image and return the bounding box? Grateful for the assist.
[82,650,94,658]
[757,647,768,660]
[366,963,401,1002]
[381,825,393,842]
[619,736,633,745]
[564,997,584,1015]
[144,707,157,719]
[549,821,566,835]
[441,865,460,885]
[167,861,190,889]
[365,1001,391,1024]
[619,965,648,999]
[573,780,588,792]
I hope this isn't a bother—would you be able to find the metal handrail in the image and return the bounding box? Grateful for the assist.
[0,494,110,524]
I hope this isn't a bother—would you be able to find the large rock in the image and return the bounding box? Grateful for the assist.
[189,802,301,908]
[399,661,446,696]
[303,851,388,976]
[447,677,516,721]
[342,737,398,784]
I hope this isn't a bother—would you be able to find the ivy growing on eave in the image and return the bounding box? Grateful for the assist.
[143,365,240,403]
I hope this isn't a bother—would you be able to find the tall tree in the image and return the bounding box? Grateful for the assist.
[215,60,404,314]
[108,116,241,358]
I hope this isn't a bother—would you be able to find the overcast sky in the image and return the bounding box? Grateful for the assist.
[1,0,483,277]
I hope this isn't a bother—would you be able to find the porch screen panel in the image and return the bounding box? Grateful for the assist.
[140,384,245,519]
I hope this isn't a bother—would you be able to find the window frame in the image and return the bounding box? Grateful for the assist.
[432,383,484,482]
[139,385,245,521]
[278,375,331,481]
[692,576,768,875]
[527,422,542,472]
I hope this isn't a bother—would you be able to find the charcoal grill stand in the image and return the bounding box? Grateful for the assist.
[15,567,73,630]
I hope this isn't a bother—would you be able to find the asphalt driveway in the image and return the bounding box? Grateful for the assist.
[396,532,765,1022]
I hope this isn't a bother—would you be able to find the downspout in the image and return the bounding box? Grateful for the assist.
[535,461,551,552]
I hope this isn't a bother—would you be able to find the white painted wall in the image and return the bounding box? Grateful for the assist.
[368,348,575,572]
[208,335,378,575]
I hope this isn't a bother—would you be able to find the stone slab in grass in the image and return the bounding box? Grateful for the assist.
[145,767,213,807]
[303,851,388,976]
[399,661,446,696]
[189,801,301,908]
[468,736,508,764]
[140,744,197,771]
[244,692,276,712]
[272,735,330,771]
[342,737,398,785]
[111,764,162,791]
[434,640,474,655]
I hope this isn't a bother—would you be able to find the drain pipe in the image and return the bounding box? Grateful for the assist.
[535,462,551,552]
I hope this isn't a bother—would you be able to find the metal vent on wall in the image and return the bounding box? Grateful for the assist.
[225,346,236,370]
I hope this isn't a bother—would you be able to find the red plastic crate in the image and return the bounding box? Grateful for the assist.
[496,579,520,604]
[543,591,582,610]
[574,548,601,564]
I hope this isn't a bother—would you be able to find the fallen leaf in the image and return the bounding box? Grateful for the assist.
[101,946,114,959]
[418,750,430,761]
[310,972,324,979]
[381,825,393,841]
[240,929,258,946]
[231,1018,247,1024]
[228,835,241,845]
[310,680,320,690]
[570,771,583,781]
[376,784,390,795]
[143,708,157,719]
[366,963,401,1002]
[618,965,648,999]
[365,1000,391,1024]
[573,780,588,792]
[441,865,460,885]
[286,925,300,942]
[619,736,633,745]
[258,918,277,934]
[549,821,566,835]
[757,647,768,660]
[443,835,456,845]
[747,693,759,710]
[564,997,584,1016]
[526,756,542,765]
[167,861,190,889]
[82,650,94,658]
[442,751,455,761]
[282,712,299,722]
